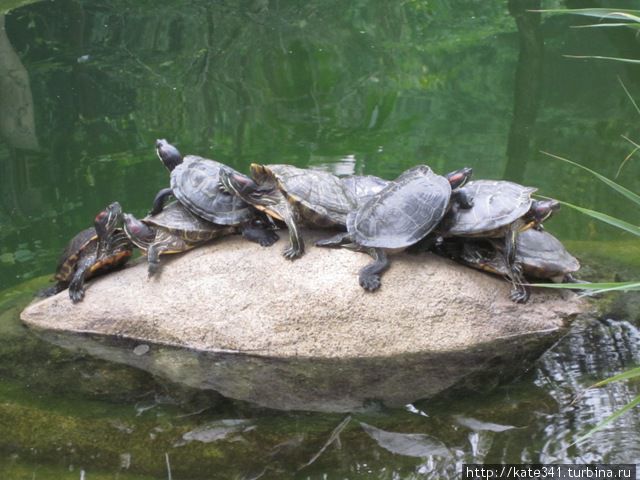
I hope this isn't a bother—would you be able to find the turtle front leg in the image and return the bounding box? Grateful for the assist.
[68,254,97,303]
[149,188,174,216]
[359,248,389,292]
[452,187,474,209]
[241,223,279,247]
[506,262,530,304]
[146,243,166,278]
[502,226,530,303]
[277,204,304,260]
[315,232,351,248]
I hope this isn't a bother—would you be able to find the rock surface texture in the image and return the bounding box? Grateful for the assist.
[21,230,588,411]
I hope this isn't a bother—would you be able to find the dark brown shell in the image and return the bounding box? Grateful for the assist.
[54,227,98,282]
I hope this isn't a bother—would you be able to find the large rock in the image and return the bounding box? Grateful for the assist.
[21,230,588,412]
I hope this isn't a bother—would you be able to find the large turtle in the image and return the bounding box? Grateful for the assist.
[46,202,133,303]
[123,202,240,277]
[441,179,560,302]
[219,164,357,259]
[443,229,580,302]
[150,139,278,247]
[316,165,473,291]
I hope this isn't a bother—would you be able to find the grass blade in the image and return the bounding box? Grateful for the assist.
[529,281,640,290]
[591,367,640,388]
[557,200,640,236]
[540,151,640,207]
[570,395,640,446]
[564,55,640,64]
[572,23,640,29]
[534,8,640,20]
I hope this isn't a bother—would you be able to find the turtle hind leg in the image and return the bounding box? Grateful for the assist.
[68,254,96,303]
[315,232,351,248]
[241,224,279,247]
[359,248,389,292]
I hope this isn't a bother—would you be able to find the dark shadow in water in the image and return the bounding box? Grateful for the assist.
[504,0,543,183]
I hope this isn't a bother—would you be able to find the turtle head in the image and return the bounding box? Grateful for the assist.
[219,167,280,208]
[445,167,473,189]
[526,199,561,228]
[122,213,155,248]
[156,139,183,172]
[94,201,122,241]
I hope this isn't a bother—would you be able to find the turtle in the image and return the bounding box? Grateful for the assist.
[150,139,278,247]
[316,165,474,291]
[219,164,357,260]
[123,202,239,277]
[442,229,580,301]
[440,179,560,303]
[46,202,133,303]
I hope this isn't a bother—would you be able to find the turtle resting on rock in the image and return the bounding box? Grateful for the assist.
[123,202,239,277]
[150,139,278,248]
[219,164,359,260]
[440,179,560,303]
[316,165,474,291]
[44,202,133,303]
[442,228,581,300]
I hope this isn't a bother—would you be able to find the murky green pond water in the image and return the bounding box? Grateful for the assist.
[1,0,639,477]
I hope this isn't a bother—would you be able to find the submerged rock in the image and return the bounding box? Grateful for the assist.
[21,230,588,411]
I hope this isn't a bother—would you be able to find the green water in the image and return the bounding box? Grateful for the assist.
[1,0,640,477]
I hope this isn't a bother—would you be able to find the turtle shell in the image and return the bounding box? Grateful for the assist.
[348,165,451,249]
[171,156,253,225]
[516,229,580,278]
[341,174,389,207]
[54,227,98,282]
[267,165,355,227]
[446,180,536,236]
[143,201,221,238]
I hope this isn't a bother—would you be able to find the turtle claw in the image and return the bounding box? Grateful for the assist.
[509,287,530,304]
[283,246,303,260]
[359,274,381,292]
[69,286,85,303]
[147,262,160,278]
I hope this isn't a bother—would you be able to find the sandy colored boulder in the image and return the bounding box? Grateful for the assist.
[21,230,588,411]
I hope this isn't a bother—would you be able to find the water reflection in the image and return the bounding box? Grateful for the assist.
[32,325,565,413]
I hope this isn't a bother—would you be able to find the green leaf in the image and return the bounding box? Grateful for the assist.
[564,55,640,65]
[530,282,640,296]
[571,395,640,446]
[535,8,640,20]
[572,22,640,29]
[591,367,640,388]
[540,151,640,207]
[557,200,640,236]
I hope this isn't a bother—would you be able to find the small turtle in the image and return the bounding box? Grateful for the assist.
[219,164,357,259]
[441,179,560,303]
[123,202,240,277]
[47,202,132,303]
[150,139,278,247]
[444,229,580,300]
[317,165,473,291]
